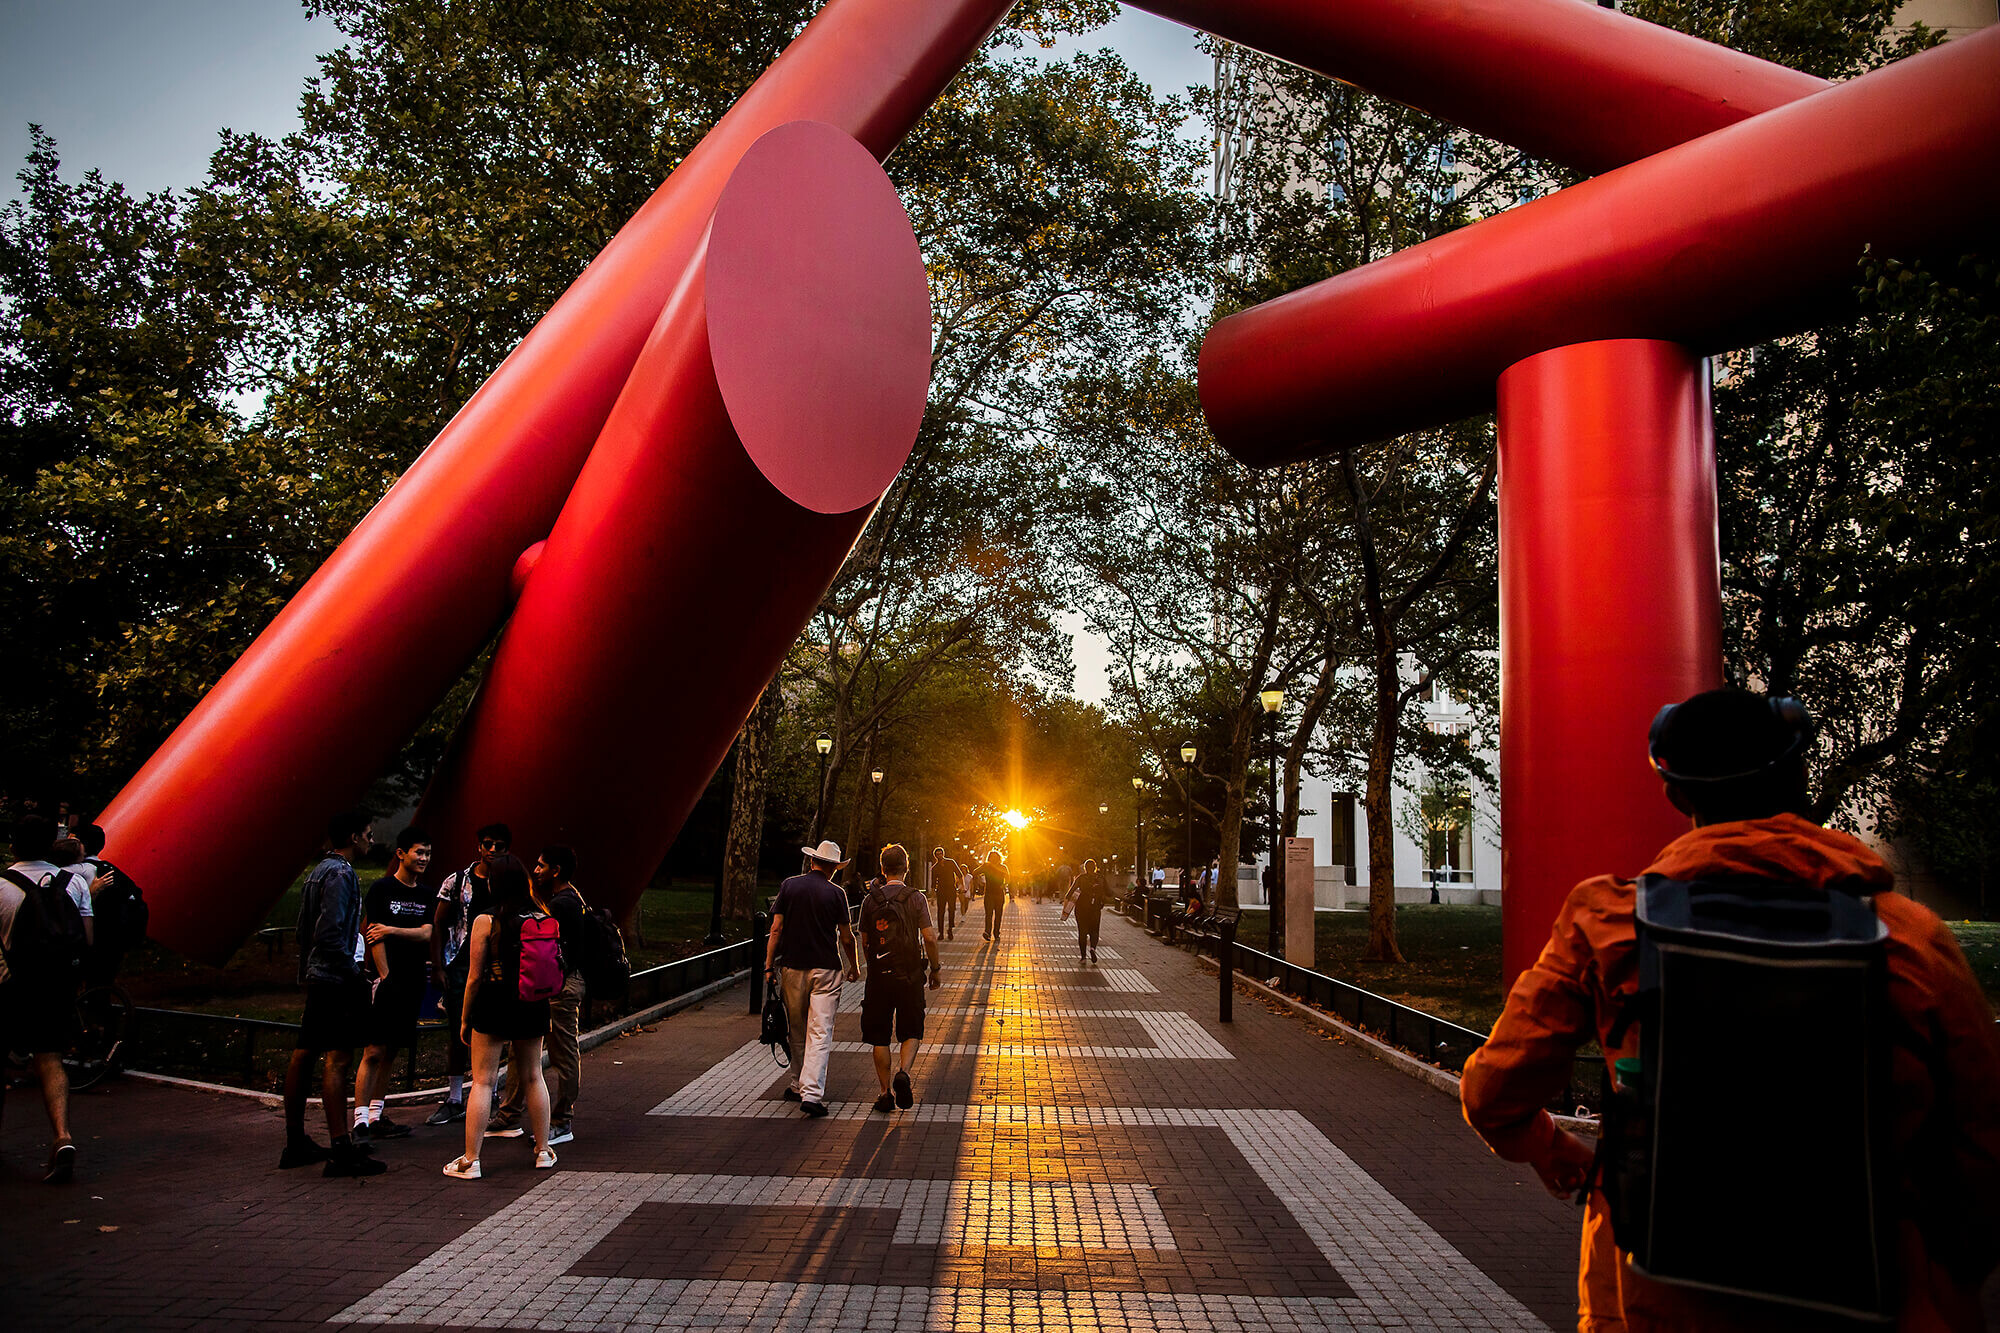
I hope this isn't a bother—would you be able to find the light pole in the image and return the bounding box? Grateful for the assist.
[1179,740,1197,891]
[1132,775,1144,892]
[811,732,832,840]
[870,768,884,867]
[1261,687,1285,957]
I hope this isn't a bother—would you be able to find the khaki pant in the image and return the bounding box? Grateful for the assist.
[782,966,842,1105]
[495,969,585,1125]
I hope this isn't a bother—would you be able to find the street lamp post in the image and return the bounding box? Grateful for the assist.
[811,733,832,840]
[1132,775,1145,893]
[870,768,884,867]
[1261,687,1285,957]
[1179,741,1197,892]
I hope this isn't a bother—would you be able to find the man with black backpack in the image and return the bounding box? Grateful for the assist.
[1461,689,2000,1331]
[860,844,941,1114]
[489,845,608,1148]
[1,815,84,1183]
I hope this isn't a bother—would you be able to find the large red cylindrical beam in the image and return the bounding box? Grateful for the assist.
[1134,0,1825,175]
[102,0,1012,961]
[1200,26,2000,466]
[415,121,932,920]
[1497,341,1722,993]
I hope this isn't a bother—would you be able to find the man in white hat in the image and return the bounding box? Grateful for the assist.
[764,840,859,1116]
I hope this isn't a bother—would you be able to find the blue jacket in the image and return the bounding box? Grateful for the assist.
[297,854,363,985]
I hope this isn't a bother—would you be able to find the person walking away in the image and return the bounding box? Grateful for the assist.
[48,834,95,952]
[765,841,858,1117]
[928,847,960,942]
[1064,859,1109,965]
[489,845,588,1146]
[1461,689,2000,1331]
[281,812,386,1177]
[351,827,433,1142]
[0,815,83,1182]
[443,855,558,1178]
[860,845,941,1113]
[426,822,508,1125]
[74,823,143,986]
[980,851,1009,945]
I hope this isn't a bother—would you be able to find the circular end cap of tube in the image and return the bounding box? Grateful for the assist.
[707,120,932,515]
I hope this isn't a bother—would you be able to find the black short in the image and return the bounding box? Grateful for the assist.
[365,976,424,1051]
[297,978,370,1053]
[860,975,926,1046]
[469,984,550,1043]
[0,978,79,1055]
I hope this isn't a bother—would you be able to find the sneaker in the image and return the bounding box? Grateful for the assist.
[800,1101,829,1118]
[44,1142,76,1185]
[350,1120,371,1143]
[279,1139,333,1170]
[485,1125,526,1139]
[534,1147,558,1170]
[324,1140,388,1179]
[873,1093,895,1114]
[782,1087,801,1102]
[368,1116,413,1140]
[442,1155,481,1180]
[424,1100,465,1127]
[547,1123,574,1146]
[892,1069,913,1110]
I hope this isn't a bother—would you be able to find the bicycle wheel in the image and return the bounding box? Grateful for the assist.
[66,983,133,1090]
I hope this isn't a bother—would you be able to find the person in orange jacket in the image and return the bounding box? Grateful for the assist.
[1461,689,2000,1331]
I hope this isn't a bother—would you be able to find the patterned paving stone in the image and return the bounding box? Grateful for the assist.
[0,900,1611,1332]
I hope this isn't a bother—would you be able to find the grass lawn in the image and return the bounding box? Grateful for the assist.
[1232,905,2000,1036]
[120,876,772,1025]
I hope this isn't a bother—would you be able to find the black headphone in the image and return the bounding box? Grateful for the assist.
[1647,694,1811,785]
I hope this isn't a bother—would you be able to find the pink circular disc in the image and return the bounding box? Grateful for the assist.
[706,120,933,515]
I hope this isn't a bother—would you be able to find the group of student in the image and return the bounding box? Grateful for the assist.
[0,812,147,1184]
[282,815,602,1182]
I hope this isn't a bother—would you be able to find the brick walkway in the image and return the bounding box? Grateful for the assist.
[2,900,1588,1331]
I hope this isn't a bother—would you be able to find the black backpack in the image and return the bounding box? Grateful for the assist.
[862,883,926,980]
[564,888,631,1001]
[1599,873,1896,1322]
[87,859,149,956]
[2,866,89,987]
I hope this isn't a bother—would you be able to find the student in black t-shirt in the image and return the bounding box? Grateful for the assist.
[351,827,433,1142]
[980,850,1008,944]
[927,847,960,941]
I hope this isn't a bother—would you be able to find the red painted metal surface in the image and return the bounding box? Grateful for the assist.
[1134,0,1825,175]
[1497,341,1722,992]
[102,0,1011,962]
[415,121,932,921]
[1201,26,2000,466]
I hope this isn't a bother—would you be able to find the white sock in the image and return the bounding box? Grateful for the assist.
[354,1106,369,1128]
[450,1074,465,1103]
[369,1099,385,1124]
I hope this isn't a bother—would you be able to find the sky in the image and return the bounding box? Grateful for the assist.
[0,1,1213,707]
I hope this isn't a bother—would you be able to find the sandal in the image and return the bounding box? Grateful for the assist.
[442,1155,482,1180]
[534,1148,558,1170]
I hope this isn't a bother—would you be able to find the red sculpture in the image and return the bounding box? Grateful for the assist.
[96,0,1996,977]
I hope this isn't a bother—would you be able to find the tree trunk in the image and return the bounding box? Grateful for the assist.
[840,726,878,874]
[722,680,780,921]
[1363,649,1407,962]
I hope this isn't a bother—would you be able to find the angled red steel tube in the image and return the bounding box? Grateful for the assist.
[105,0,1015,962]
[1133,0,1826,175]
[1199,27,2000,466]
[416,121,933,920]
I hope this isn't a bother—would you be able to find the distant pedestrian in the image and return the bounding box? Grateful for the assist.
[427,822,509,1125]
[979,851,1008,944]
[1,815,83,1182]
[489,846,587,1147]
[927,846,960,942]
[765,841,858,1117]
[281,811,386,1177]
[1064,858,1109,965]
[860,845,941,1114]
[443,854,558,1179]
[351,827,433,1143]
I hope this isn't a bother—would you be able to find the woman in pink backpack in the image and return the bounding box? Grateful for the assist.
[443,854,558,1179]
